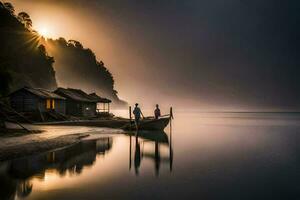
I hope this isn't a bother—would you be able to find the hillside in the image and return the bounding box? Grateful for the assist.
[42,37,127,107]
[0,2,57,95]
[0,2,127,107]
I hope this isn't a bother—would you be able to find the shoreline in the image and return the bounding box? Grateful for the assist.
[33,118,129,128]
[0,133,91,162]
[0,124,123,162]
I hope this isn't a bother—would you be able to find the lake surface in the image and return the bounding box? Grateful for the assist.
[0,112,299,200]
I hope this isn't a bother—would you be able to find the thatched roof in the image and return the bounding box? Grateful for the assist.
[55,88,98,103]
[9,87,65,100]
[89,93,111,103]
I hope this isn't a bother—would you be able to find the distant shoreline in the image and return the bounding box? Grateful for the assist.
[173,110,300,114]
[201,111,300,114]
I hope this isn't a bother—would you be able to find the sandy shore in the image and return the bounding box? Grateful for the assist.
[0,133,90,161]
[0,124,123,162]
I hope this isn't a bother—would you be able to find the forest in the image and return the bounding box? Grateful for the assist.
[0,1,127,107]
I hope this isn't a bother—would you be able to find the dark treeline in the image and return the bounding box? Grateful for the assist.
[42,37,127,107]
[0,1,126,107]
[0,2,57,96]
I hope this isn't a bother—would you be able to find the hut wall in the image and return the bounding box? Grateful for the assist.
[65,100,82,116]
[10,91,39,112]
[32,99,66,114]
[10,89,66,115]
[55,99,66,114]
[38,99,47,112]
[63,101,96,117]
[82,102,96,117]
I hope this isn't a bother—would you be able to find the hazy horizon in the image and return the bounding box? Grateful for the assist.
[10,0,300,111]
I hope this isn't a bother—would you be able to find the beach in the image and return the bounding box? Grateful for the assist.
[0,123,122,161]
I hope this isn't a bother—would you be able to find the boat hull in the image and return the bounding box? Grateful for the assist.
[126,130,169,144]
[123,117,170,131]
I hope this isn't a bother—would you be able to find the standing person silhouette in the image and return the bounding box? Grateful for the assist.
[133,103,144,129]
[154,104,161,119]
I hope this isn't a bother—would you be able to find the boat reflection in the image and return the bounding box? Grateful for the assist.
[127,130,173,176]
[0,137,112,200]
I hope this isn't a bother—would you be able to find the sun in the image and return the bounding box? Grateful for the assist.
[38,27,50,38]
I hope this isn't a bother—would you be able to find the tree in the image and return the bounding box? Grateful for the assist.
[98,61,104,66]
[38,44,46,55]
[38,44,55,64]
[68,40,83,49]
[18,12,32,29]
[3,2,14,15]
[57,37,68,46]
[0,66,12,97]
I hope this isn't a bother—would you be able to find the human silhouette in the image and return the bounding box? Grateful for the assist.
[133,103,144,128]
[154,104,161,119]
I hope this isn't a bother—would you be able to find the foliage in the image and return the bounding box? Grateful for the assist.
[68,40,83,49]
[44,37,121,103]
[0,1,126,106]
[3,2,14,15]
[18,12,32,29]
[0,2,57,93]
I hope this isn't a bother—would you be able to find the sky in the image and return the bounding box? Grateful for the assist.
[10,0,300,111]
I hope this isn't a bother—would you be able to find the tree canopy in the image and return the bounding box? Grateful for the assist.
[0,1,126,107]
[43,37,126,106]
[0,2,57,92]
[3,2,14,15]
[18,12,32,29]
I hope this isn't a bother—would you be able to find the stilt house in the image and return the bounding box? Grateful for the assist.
[89,93,112,114]
[54,88,98,117]
[9,87,66,114]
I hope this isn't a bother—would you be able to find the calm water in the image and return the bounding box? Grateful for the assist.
[0,112,300,200]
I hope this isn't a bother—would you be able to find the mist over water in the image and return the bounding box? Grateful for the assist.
[10,0,300,110]
[1,112,299,200]
[1,1,299,199]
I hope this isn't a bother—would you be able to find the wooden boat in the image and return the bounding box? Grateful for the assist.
[30,107,173,131]
[125,130,169,144]
[122,116,170,131]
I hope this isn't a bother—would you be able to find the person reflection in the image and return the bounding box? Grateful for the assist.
[129,130,173,177]
[154,141,161,177]
[169,120,173,172]
[134,135,141,175]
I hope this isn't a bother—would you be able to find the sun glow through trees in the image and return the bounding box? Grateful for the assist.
[37,26,50,38]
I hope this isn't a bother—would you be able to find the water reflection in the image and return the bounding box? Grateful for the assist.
[127,130,173,176]
[0,137,112,200]
[1,112,299,200]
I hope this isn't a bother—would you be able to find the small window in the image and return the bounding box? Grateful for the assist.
[46,99,51,109]
[52,100,55,109]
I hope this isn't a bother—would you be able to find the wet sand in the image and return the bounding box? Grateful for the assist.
[0,133,90,161]
[0,123,123,162]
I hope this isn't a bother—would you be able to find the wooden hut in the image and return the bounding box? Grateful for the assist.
[89,93,112,114]
[54,88,98,117]
[9,87,66,114]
